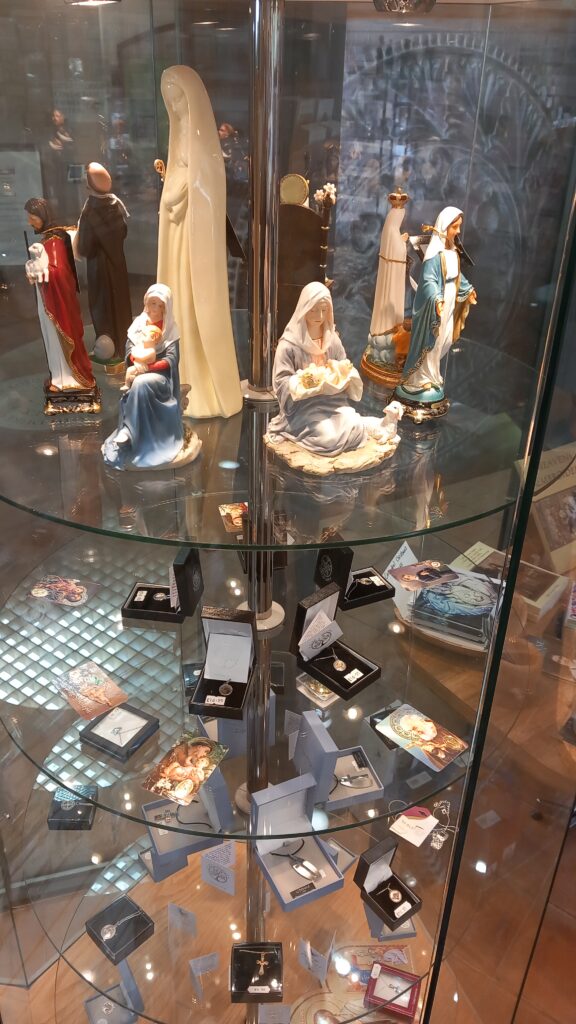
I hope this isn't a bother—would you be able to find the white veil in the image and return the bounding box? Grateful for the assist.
[281,282,336,350]
[424,206,463,262]
[128,284,179,348]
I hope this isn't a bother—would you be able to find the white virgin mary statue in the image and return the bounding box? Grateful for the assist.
[157,65,242,419]
[370,187,409,340]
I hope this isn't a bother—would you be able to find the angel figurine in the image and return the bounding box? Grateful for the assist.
[395,206,477,418]
[265,282,403,474]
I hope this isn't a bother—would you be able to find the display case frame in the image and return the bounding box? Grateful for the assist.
[0,2,575,1023]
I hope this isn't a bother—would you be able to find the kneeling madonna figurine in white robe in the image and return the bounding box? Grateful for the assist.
[266,283,403,468]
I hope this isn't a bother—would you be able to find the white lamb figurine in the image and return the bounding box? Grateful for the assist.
[380,400,404,443]
[26,242,49,284]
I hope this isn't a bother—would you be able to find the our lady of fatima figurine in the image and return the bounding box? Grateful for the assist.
[395,206,477,419]
[361,186,411,393]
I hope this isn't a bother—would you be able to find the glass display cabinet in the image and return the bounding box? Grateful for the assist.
[0,2,575,1023]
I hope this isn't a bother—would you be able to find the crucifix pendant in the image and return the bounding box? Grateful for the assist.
[256,953,269,977]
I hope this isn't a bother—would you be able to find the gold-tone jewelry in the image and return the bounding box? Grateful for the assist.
[378,255,407,265]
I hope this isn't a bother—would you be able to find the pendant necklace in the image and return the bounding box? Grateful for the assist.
[100,910,142,943]
[313,645,347,672]
[270,839,321,881]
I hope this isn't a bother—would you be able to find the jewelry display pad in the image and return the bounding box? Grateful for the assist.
[80,703,160,762]
[341,567,396,610]
[86,896,154,965]
[260,835,340,905]
[121,582,185,625]
[363,963,421,1018]
[230,941,283,1003]
[300,639,380,700]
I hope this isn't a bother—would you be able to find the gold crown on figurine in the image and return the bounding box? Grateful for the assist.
[388,185,409,203]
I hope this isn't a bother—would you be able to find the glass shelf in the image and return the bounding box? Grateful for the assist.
[0,337,533,549]
[0,529,476,840]
[24,824,437,1024]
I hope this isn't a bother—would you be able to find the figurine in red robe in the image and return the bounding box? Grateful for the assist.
[24,198,100,413]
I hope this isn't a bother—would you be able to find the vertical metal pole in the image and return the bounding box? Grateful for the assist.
[248,0,283,395]
[244,7,284,1012]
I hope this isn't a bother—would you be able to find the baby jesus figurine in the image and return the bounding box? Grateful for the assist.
[294,357,362,400]
[120,324,163,391]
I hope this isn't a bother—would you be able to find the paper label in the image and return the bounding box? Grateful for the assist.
[248,984,270,994]
[389,811,439,847]
[205,694,226,706]
[298,939,330,984]
[371,962,381,978]
[204,841,236,867]
[189,952,219,976]
[168,903,197,937]
[284,710,301,737]
[406,770,432,790]
[345,667,363,684]
[394,901,412,918]
[134,589,147,603]
[168,565,180,611]
[290,881,316,899]
[298,611,343,661]
[201,853,235,894]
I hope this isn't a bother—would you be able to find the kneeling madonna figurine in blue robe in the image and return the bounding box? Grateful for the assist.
[102,284,185,470]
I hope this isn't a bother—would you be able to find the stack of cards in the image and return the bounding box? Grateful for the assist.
[410,569,499,649]
[143,736,228,806]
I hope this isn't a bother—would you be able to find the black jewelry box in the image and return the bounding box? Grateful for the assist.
[189,606,257,720]
[314,547,395,611]
[122,546,203,625]
[291,584,381,700]
[47,783,98,831]
[353,837,421,931]
[86,895,154,965]
[230,942,283,1003]
[80,703,159,762]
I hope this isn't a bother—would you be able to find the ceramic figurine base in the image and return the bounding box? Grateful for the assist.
[120,427,202,473]
[360,351,401,395]
[264,432,400,476]
[394,383,450,421]
[44,384,101,416]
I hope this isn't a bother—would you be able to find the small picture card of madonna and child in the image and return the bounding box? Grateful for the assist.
[29,575,99,607]
[372,703,468,773]
[389,560,457,593]
[143,735,228,806]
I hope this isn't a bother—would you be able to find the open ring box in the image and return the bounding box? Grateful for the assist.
[122,546,203,626]
[363,963,421,1019]
[314,546,395,611]
[291,583,380,700]
[293,710,384,811]
[353,837,421,931]
[189,606,257,720]
[251,774,344,911]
